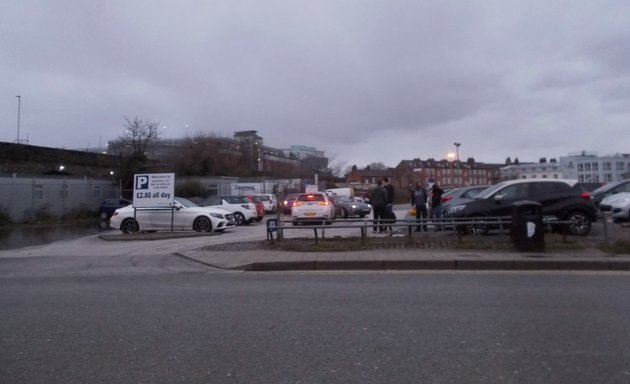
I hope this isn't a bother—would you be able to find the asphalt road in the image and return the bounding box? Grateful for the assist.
[2,271,630,384]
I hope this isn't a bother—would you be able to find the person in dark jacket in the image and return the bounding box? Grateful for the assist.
[431,182,444,231]
[370,179,388,233]
[411,182,428,232]
[383,177,395,231]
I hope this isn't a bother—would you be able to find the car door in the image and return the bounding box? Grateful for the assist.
[150,205,182,230]
[488,182,531,217]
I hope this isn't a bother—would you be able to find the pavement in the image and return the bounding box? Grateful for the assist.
[177,244,630,272]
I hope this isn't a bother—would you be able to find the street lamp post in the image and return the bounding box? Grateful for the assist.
[454,142,461,186]
[16,95,21,144]
[447,152,456,186]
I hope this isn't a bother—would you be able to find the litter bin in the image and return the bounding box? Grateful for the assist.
[511,200,544,251]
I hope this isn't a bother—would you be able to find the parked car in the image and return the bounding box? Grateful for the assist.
[282,194,299,214]
[443,179,597,236]
[330,195,372,218]
[591,179,630,206]
[254,193,278,213]
[109,197,234,234]
[201,195,258,225]
[245,195,265,222]
[292,192,335,225]
[441,185,489,210]
[99,198,132,220]
[599,192,630,222]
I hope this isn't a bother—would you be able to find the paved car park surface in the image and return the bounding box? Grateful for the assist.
[1,205,628,276]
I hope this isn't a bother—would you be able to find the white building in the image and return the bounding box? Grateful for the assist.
[559,151,630,183]
[500,160,561,180]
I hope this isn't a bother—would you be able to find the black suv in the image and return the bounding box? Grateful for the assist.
[443,179,597,236]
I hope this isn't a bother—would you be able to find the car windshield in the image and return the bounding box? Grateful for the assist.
[441,188,461,198]
[474,182,508,199]
[334,196,353,203]
[175,197,198,208]
[297,194,325,202]
[230,196,251,204]
[593,180,626,194]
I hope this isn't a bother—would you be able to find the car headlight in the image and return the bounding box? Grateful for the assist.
[210,213,224,219]
[446,205,466,215]
[351,205,357,209]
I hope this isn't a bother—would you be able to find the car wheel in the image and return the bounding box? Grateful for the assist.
[359,213,366,218]
[255,217,263,222]
[120,218,139,234]
[193,216,212,232]
[341,208,349,218]
[564,210,592,236]
[99,211,108,220]
[456,216,489,236]
[234,212,246,226]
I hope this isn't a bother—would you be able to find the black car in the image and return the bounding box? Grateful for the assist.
[443,179,597,236]
[329,195,372,218]
[591,179,630,207]
[99,198,132,220]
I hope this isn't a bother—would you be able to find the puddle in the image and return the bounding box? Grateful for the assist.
[0,221,112,251]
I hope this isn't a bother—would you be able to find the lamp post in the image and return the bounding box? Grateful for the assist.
[16,95,21,144]
[454,142,461,186]
[447,152,456,186]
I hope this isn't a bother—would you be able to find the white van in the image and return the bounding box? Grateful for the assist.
[325,188,354,198]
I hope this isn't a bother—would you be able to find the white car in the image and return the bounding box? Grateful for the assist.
[255,193,278,213]
[600,192,630,222]
[201,195,259,225]
[109,197,234,234]
[292,192,335,225]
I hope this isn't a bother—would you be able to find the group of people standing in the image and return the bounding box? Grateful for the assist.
[411,181,444,232]
[369,177,395,233]
[370,177,444,233]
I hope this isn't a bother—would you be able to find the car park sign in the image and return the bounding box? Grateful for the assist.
[133,173,175,208]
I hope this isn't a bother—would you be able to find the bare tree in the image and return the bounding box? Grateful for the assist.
[121,116,159,156]
[367,161,388,170]
[325,152,348,177]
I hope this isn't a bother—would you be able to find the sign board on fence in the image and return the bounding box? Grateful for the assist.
[133,173,175,208]
[231,183,261,195]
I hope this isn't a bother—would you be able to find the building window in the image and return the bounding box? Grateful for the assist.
[33,184,44,200]
[605,174,613,182]
[207,184,218,196]
[616,162,625,171]
[577,163,584,172]
[603,162,611,171]
[60,185,69,199]
[584,163,591,171]
[592,163,598,171]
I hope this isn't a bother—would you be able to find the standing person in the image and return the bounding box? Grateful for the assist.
[411,182,428,232]
[370,179,388,233]
[383,177,395,231]
[431,182,444,231]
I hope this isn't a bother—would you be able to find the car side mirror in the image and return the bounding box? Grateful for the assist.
[494,194,504,203]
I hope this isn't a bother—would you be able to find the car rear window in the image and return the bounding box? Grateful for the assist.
[297,194,325,202]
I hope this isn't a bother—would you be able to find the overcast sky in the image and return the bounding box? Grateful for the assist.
[2,0,629,169]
